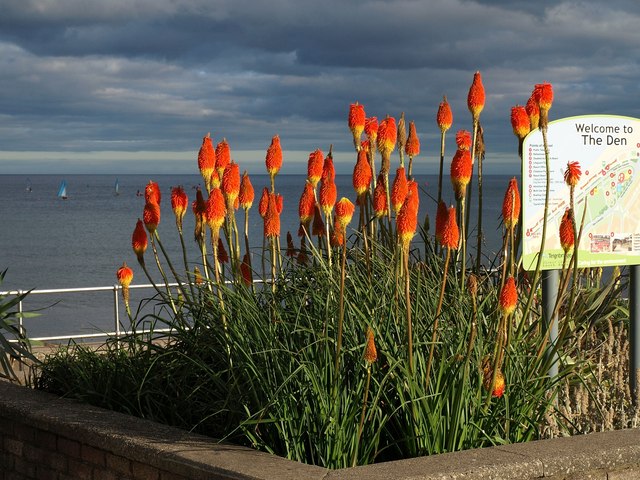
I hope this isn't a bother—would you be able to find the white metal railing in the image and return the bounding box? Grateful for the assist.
[1,283,179,343]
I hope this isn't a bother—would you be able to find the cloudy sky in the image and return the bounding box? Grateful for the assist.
[1,0,639,175]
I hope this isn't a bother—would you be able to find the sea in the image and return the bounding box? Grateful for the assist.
[0,174,512,340]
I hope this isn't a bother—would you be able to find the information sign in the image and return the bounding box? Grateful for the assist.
[522,115,640,270]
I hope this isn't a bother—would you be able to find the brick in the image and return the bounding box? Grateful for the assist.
[131,461,160,480]
[23,443,46,463]
[81,444,105,467]
[43,450,67,472]
[68,459,93,480]
[0,418,14,436]
[3,438,23,457]
[93,470,119,480]
[105,453,131,475]
[35,465,58,480]
[14,456,37,477]
[57,437,81,458]
[13,424,35,442]
[36,430,58,451]
[160,471,189,480]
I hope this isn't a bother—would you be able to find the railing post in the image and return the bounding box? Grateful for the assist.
[113,285,121,346]
[542,269,559,377]
[18,290,24,369]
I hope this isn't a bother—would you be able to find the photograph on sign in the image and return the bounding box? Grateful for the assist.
[522,115,640,271]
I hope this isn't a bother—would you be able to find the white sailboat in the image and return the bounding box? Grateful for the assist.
[57,180,68,200]
[114,178,120,196]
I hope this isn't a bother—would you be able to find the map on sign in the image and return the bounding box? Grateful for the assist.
[522,115,640,271]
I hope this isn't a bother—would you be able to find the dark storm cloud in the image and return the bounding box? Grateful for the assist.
[0,0,639,173]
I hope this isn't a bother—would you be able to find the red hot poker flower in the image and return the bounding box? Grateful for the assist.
[436,95,453,133]
[241,252,252,285]
[299,182,316,227]
[238,171,255,210]
[197,134,216,188]
[364,117,378,142]
[206,187,226,239]
[264,192,281,238]
[377,116,397,161]
[322,154,336,183]
[132,219,148,264]
[117,262,133,288]
[499,276,518,316]
[502,177,521,230]
[564,161,582,187]
[526,95,540,130]
[307,149,324,187]
[335,197,355,230]
[265,135,283,177]
[217,238,229,264]
[396,195,418,249]
[560,209,575,253]
[319,176,337,217]
[534,82,553,113]
[405,121,420,158]
[312,204,325,237]
[455,130,472,151]
[441,206,460,250]
[373,174,388,218]
[221,161,241,210]
[286,231,296,257]
[143,201,160,233]
[435,200,448,243]
[258,187,269,218]
[215,139,231,175]
[391,166,408,214]
[510,105,530,139]
[330,218,344,247]
[171,186,188,231]
[450,149,473,200]
[364,327,377,364]
[352,149,372,197]
[406,180,419,212]
[348,102,366,150]
[467,71,485,120]
[145,181,161,205]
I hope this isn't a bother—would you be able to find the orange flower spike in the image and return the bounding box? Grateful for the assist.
[435,200,448,243]
[441,206,460,250]
[406,180,419,212]
[312,204,325,236]
[363,327,378,364]
[348,102,366,150]
[364,117,378,142]
[450,149,473,200]
[510,106,530,140]
[322,154,336,182]
[526,95,540,130]
[499,276,518,316]
[275,193,283,214]
[502,177,521,230]
[560,209,575,253]
[335,197,355,230]
[215,139,231,177]
[319,176,337,218]
[534,82,553,113]
[352,149,372,197]
[206,187,226,238]
[116,262,134,288]
[171,186,188,232]
[377,116,397,169]
[373,174,388,218]
[132,219,148,264]
[298,182,316,226]
[391,166,408,214]
[436,95,453,133]
[197,134,216,188]
[396,196,418,249]
[405,121,420,158]
[264,193,281,238]
[145,180,161,205]
[467,71,485,120]
[258,187,269,218]
[286,231,296,257]
[330,218,345,247]
[564,161,582,187]
[307,149,324,187]
[217,238,229,264]
[455,130,472,151]
[221,161,241,210]
[492,370,506,398]
[240,252,253,285]
[143,201,161,233]
[192,187,206,218]
[265,135,283,177]
[209,169,221,190]
[238,171,255,210]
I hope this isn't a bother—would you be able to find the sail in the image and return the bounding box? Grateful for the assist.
[57,180,68,199]
[115,178,120,195]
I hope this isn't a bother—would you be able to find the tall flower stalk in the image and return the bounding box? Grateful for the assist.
[467,71,485,271]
